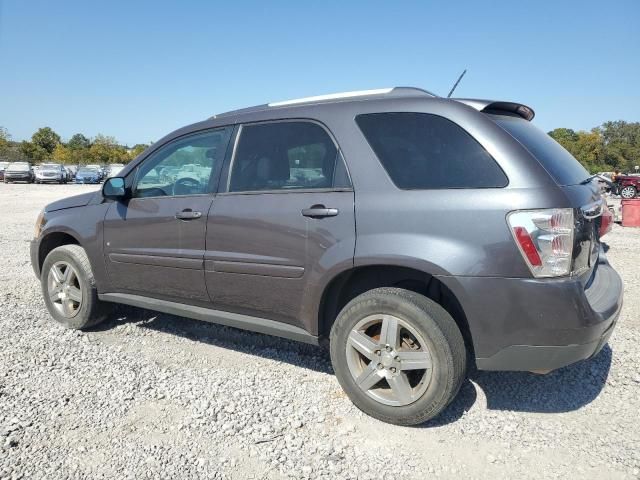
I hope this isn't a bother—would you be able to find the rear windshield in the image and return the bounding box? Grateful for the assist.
[490,114,588,186]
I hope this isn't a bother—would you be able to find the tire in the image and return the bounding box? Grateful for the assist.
[41,245,111,330]
[620,185,637,199]
[330,287,466,426]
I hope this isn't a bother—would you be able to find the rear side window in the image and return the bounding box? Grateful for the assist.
[356,113,507,189]
[229,121,343,192]
[490,115,588,186]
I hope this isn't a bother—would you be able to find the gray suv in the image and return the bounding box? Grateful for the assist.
[30,88,622,425]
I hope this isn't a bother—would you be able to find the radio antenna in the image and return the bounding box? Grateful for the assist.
[447,69,467,98]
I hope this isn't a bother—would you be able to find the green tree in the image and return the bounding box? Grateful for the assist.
[31,127,61,155]
[598,121,640,172]
[67,133,91,150]
[129,143,149,161]
[20,141,49,162]
[0,126,10,156]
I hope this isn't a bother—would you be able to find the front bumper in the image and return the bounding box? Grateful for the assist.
[438,251,623,372]
[30,238,41,279]
[5,174,32,182]
[75,178,99,184]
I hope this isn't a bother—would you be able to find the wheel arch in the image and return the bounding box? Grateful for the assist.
[38,230,82,272]
[317,264,474,358]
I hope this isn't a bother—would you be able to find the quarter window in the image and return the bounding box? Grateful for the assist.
[356,113,508,189]
[134,128,231,198]
[229,122,341,192]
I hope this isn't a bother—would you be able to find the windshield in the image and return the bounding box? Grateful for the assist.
[41,164,60,169]
[490,115,588,186]
[78,168,98,174]
[8,163,30,172]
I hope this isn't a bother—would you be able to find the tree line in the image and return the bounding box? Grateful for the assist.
[2,120,639,173]
[549,120,640,174]
[0,126,150,165]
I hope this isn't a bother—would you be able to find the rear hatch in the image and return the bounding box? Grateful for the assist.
[489,114,604,280]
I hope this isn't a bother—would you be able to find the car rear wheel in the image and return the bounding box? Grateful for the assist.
[41,245,111,330]
[620,185,637,199]
[330,287,466,425]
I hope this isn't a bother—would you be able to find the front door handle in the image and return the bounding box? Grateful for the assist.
[301,205,339,218]
[175,209,202,220]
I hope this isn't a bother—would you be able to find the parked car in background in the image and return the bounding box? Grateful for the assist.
[107,163,125,178]
[74,166,102,184]
[35,163,68,184]
[4,162,34,183]
[29,87,622,426]
[616,174,640,199]
[0,161,9,181]
[85,165,104,181]
[65,165,78,180]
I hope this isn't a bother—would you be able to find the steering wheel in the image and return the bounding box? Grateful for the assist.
[173,177,202,196]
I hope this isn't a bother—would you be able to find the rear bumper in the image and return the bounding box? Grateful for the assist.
[438,251,623,372]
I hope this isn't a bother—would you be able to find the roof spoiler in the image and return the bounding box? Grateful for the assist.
[453,98,535,121]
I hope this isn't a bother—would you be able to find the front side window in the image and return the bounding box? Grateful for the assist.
[135,128,231,198]
[356,113,508,189]
[229,121,340,192]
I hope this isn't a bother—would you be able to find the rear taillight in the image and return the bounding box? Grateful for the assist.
[507,208,574,277]
[599,208,613,237]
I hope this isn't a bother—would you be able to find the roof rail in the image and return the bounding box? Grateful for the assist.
[268,86,436,107]
[211,86,437,118]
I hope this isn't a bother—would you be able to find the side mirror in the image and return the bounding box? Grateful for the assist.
[102,177,127,200]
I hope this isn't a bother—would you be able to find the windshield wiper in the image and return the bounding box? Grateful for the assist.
[580,174,611,185]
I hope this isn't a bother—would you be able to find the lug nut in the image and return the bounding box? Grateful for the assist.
[377,363,383,370]
[390,367,397,373]
[385,345,392,352]
[394,355,399,361]
[375,350,381,356]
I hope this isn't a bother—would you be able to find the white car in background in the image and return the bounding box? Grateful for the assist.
[107,163,125,178]
[35,163,68,184]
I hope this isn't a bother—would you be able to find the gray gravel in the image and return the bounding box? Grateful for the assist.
[1,183,639,479]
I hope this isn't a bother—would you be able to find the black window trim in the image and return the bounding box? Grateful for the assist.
[220,118,353,195]
[356,111,509,191]
[130,126,234,200]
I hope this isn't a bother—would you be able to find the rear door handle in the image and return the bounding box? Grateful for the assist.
[175,209,202,220]
[301,206,339,218]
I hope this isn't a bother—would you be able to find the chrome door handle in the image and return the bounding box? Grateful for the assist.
[301,206,339,218]
[175,209,202,220]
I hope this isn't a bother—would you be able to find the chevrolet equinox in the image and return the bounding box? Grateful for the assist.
[30,87,623,425]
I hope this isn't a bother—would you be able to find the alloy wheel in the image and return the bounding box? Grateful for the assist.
[47,261,83,318]
[345,314,433,407]
[620,186,637,199]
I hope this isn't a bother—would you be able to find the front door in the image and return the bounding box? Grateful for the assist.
[103,127,232,303]
[205,121,355,331]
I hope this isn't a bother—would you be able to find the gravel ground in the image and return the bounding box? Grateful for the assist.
[1,183,639,480]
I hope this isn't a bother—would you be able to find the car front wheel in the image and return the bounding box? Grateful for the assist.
[41,245,111,330]
[620,185,637,199]
[330,287,466,426]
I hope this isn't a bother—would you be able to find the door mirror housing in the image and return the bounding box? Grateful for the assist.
[102,177,128,200]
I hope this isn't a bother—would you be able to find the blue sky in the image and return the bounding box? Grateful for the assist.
[1,0,638,146]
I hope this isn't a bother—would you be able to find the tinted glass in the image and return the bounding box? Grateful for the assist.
[356,113,507,189]
[135,128,231,198]
[490,114,589,186]
[229,122,339,192]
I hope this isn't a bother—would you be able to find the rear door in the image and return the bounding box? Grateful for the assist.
[205,120,355,332]
[103,127,232,303]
